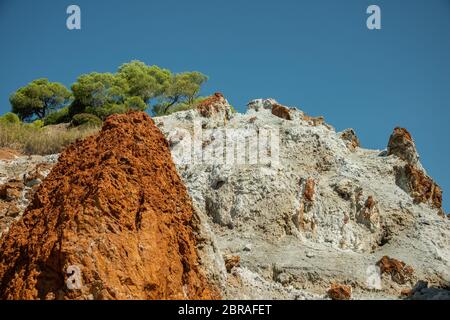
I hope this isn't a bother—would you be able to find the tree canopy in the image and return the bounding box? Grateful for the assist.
[71,72,128,110]
[157,72,208,114]
[10,79,71,121]
[117,60,171,103]
[8,61,209,125]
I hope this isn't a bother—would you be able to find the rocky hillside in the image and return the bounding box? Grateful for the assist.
[0,94,449,300]
[157,94,450,299]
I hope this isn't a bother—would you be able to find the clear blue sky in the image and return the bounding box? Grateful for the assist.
[0,0,449,211]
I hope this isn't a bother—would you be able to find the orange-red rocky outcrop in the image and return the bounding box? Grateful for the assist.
[0,112,219,300]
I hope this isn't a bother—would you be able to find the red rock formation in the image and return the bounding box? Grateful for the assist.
[340,128,360,150]
[0,112,219,300]
[387,127,419,165]
[377,256,414,285]
[395,164,443,216]
[304,178,315,202]
[365,196,375,210]
[327,283,352,300]
[296,178,316,232]
[302,115,324,126]
[197,92,232,119]
[271,103,292,120]
[389,127,444,217]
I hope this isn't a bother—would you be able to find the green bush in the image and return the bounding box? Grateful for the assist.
[71,113,103,127]
[85,103,128,120]
[44,106,71,125]
[124,96,147,111]
[0,112,21,124]
[31,119,44,128]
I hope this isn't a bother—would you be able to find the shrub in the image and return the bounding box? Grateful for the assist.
[71,113,103,127]
[85,104,128,120]
[44,106,71,125]
[125,96,147,111]
[31,119,44,128]
[0,112,21,124]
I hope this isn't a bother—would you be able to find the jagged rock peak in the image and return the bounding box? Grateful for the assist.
[196,92,233,120]
[387,127,419,165]
[339,128,360,150]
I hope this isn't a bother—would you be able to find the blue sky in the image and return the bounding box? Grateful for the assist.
[0,0,449,211]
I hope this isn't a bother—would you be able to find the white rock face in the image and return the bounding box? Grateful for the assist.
[156,95,450,299]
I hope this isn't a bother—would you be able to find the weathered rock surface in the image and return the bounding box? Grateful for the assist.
[387,127,419,165]
[0,112,221,300]
[1,94,449,300]
[340,128,360,150]
[0,155,57,238]
[156,95,450,299]
[377,256,414,285]
[327,283,352,300]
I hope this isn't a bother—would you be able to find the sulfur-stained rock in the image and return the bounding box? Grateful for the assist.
[356,196,380,232]
[271,104,292,120]
[327,283,352,300]
[376,256,414,285]
[302,114,324,126]
[387,127,419,165]
[304,178,315,202]
[0,112,220,300]
[197,92,233,121]
[395,164,443,215]
[339,128,360,150]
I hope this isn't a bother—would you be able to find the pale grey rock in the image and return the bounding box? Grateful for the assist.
[156,97,450,299]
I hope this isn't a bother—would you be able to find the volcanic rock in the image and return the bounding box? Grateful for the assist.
[0,112,220,300]
[339,128,360,150]
[387,127,419,165]
[376,256,414,285]
[395,164,443,215]
[327,283,352,300]
[197,92,233,121]
[156,96,450,299]
[271,104,292,120]
[1,94,449,300]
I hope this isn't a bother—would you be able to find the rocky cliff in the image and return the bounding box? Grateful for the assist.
[0,95,449,300]
[156,94,450,299]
